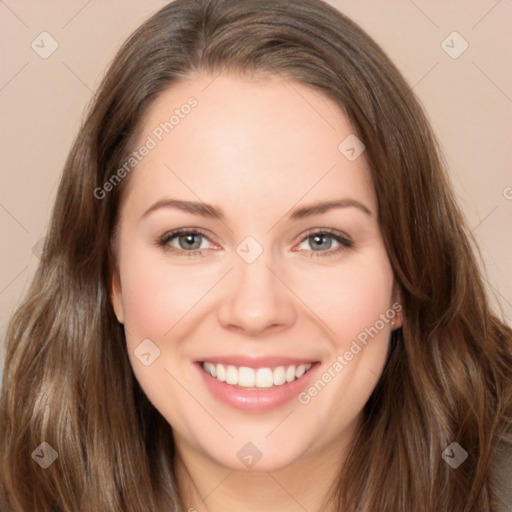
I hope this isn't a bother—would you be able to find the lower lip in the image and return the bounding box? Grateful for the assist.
[195,363,319,413]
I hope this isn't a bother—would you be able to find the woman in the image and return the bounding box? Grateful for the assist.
[1,0,511,510]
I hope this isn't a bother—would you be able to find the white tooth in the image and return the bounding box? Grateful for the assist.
[216,364,226,382]
[203,362,215,377]
[273,366,286,386]
[238,367,256,387]
[255,368,274,388]
[225,365,238,385]
[295,364,306,378]
[285,365,296,382]
[209,363,312,387]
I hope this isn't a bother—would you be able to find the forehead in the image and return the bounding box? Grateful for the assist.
[120,72,376,221]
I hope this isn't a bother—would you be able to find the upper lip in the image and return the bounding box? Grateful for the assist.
[195,355,318,369]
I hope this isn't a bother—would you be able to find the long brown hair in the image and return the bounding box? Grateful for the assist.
[1,0,511,510]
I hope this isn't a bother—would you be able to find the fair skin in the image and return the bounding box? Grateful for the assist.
[111,72,402,512]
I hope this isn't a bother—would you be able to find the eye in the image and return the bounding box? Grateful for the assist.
[156,228,216,256]
[156,228,353,259]
[296,229,353,258]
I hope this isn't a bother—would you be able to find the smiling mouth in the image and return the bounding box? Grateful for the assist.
[200,361,315,390]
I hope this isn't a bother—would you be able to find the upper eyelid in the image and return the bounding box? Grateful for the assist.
[160,228,215,245]
[299,227,350,239]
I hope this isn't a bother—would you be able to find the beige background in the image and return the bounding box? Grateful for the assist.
[1,0,511,357]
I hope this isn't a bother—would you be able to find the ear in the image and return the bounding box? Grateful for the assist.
[110,267,125,324]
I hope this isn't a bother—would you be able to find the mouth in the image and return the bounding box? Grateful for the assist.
[200,361,314,390]
[195,358,320,412]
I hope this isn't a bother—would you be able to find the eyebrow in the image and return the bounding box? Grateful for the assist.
[141,197,373,221]
[289,198,373,219]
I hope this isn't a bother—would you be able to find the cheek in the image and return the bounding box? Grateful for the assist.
[118,248,216,342]
[117,248,208,422]
[303,253,394,408]
[292,252,395,342]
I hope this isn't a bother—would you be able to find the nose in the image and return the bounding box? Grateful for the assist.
[216,253,297,337]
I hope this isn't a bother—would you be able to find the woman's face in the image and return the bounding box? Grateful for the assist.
[111,72,401,471]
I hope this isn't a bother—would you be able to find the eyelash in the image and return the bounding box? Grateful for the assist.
[156,228,353,258]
